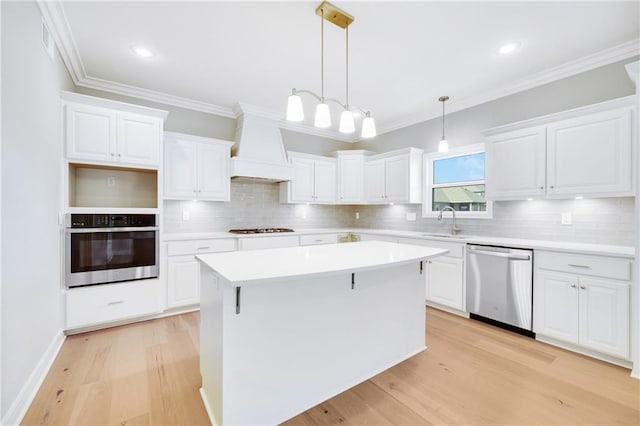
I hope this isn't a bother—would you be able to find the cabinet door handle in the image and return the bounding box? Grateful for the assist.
[568,264,591,269]
[197,246,211,250]
[580,285,586,290]
[107,300,124,306]
[570,284,577,288]
[549,185,555,189]
[539,186,544,190]
[117,153,121,157]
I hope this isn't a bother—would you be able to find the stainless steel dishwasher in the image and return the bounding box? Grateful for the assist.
[466,244,534,337]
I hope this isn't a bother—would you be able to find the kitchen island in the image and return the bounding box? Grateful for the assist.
[197,241,448,425]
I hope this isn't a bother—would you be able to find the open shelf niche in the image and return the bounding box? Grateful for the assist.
[68,163,158,208]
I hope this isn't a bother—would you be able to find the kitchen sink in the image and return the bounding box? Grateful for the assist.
[420,233,471,239]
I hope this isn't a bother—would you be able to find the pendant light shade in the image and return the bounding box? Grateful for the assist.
[438,95,450,153]
[361,114,376,139]
[339,110,355,133]
[286,92,304,122]
[314,103,332,128]
[285,1,375,140]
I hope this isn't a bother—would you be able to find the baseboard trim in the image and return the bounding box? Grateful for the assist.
[1,330,66,426]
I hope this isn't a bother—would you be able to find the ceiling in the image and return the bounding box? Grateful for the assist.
[48,1,639,141]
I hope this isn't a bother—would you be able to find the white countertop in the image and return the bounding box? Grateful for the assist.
[165,228,635,258]
[196,241,448,285]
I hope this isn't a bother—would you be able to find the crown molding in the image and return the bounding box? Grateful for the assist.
[77,76,236,117]
[37,0,86,83]
[378,38,640,136]
[39,0,639,141]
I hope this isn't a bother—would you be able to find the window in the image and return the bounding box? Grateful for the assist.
[422,143,492,218]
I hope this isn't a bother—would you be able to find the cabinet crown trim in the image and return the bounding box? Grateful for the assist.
[482,95,636,136]
[62,91,169,119]
[164,131,235,147]
[366,147,424,161]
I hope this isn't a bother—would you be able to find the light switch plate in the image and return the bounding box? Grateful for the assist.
[561,212,572,225]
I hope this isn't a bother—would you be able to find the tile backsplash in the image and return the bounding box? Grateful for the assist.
[164,179,635,246]
[352,197,636,246]
[163,178,354,233]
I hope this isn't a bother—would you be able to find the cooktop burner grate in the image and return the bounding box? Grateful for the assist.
[228,228,295,234]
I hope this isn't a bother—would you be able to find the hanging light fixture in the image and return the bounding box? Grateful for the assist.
[286,1,376,139]
[438,95,450,153]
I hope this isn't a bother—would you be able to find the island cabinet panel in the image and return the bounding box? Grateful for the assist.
[199,261,428,425]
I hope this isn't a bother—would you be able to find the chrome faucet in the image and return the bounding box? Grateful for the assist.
[437,206,461,235]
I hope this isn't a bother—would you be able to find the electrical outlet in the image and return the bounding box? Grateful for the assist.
[406,212,417,221]
[107,176,116,187]
[355,212,360,220]
[561,212,572,225]
[182,210,190,221]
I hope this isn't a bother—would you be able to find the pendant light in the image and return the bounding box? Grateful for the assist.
[286,1,376,139]
[438,95,450,153]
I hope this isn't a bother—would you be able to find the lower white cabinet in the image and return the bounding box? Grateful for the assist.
[66,279,161,330]
[165,238,237,308]
[238,236,299,251]
[397,237,465,312]
[534,251,631,359]
[425,256,464,310]
[299,234,338,246]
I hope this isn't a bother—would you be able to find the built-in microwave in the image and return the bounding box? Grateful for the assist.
[65,213,159,288]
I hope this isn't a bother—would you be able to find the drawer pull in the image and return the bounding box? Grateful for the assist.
[580,285,587,290]
[568,264,591,269]
[570,284,577,288]
[197,246,211,250]
[314,239,323,242]
[107,300,124,306]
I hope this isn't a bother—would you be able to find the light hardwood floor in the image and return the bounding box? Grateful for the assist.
[23,308,639,425]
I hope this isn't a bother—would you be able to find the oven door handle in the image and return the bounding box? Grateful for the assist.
[66,226,160,233]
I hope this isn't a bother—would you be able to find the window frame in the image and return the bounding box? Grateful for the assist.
[422,143,493,219]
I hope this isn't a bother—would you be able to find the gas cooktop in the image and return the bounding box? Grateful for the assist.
[228,228,295,234]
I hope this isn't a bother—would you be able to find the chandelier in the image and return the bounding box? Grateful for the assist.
[285,1,376,139]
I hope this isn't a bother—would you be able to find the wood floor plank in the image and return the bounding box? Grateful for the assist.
[22,308,640,426]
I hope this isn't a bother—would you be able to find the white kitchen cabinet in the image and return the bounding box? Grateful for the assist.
[425,257,464,310]
[398,237,465,312]
[485,126,546,200]
[63,92,166,167]
[280,152,336,204]
[299,234,339,246]
[364,148,423,204]
[546,108,633,197]
[66,279,162,330]
[534,250,631,360]
[238,236,299,251]
[335,150,373,204]
[165,238,237,308]
[164,132,234,201]
[484,97,635,200]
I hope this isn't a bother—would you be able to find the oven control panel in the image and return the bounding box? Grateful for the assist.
[68,214,157,228]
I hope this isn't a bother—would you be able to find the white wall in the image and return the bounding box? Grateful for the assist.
[1,1,73,422]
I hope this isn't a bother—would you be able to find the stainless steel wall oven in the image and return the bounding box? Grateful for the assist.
[65,213,159,288]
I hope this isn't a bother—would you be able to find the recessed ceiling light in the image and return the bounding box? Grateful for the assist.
[498,41,522,55]
[131,45,154,58]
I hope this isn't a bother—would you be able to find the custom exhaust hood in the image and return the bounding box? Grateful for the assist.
[230,106,294,182]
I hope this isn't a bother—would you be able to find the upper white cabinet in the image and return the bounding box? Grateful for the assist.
[335,150,372,204]
[164,132,234,201]
[485,96,635,200]
[485,127,546,200]
[546,108,632,197]
[63,92,167,167]
[363,148,423,204]
[280,152,336,204]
